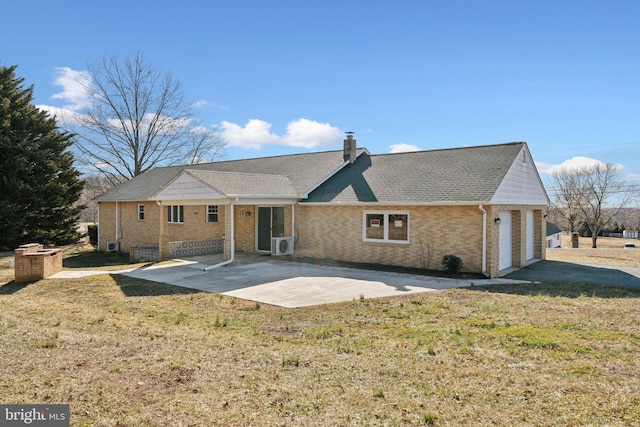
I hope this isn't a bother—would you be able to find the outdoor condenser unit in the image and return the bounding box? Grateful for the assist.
[271,236,294,256]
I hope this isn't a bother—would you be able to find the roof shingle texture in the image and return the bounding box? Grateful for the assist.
[184,170,298,197]
[305,142,525,203]
[94,149,360,201]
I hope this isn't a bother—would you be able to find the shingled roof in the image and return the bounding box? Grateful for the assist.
[93,149,365,202]
[174,170,298,198]
[93,142,537,205]
[304,142,527,203]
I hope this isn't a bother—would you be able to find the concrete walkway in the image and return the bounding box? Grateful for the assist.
[53,257,526,307]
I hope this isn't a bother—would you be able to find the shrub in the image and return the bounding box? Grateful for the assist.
[442,254,463,276]
[87,224,98,247]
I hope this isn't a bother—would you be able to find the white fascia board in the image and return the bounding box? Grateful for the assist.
[231,197,299,205]
[155,199,231,206]
[300,200,491,207]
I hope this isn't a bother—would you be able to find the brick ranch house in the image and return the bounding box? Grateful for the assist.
[93,138,549,278]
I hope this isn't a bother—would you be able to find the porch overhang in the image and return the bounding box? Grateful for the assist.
[150,169,300,205]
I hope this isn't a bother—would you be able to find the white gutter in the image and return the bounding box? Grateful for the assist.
[115,202,119,243]
[204,200,235,270]
[301,200,491,207]
[97,203,100,250]
[479,204,488,276]
[292,203,296,248]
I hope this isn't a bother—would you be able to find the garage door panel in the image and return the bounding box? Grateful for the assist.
[526,211,534,260]
[499,211,512,270]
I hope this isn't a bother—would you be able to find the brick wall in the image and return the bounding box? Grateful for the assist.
[14,243,62,282]
[486,204,547,278]
[235,205,255,252]
[98,202,226,254]
[295,205,485,272]
[98,202,294,257]
[98,200,546,276]
[296,204,546,277]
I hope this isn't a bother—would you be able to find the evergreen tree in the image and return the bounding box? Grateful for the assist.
[0,65,84,250]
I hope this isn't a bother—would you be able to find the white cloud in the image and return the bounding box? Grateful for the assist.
[625,172,640,182]
[50,67,92,111]
[220,119,280,149]
[389,143,421,153]
[191,99,210,108]
[282,118,342,148]
[536,156,623,175]
[221,118,341,150]
[33,67,91,125]
[35,104,84,125]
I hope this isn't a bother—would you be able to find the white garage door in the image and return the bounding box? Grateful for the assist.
[499,211,512,270]
[526,211,534,261]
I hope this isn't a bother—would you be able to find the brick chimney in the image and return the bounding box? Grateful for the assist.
[343,132,356,163]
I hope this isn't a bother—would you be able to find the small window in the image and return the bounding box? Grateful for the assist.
[363,211,409,243]
[167,205,184,224]
[207,205,219,223]
[138,204,145,221]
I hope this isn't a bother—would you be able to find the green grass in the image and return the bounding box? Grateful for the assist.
[1,275,639,426]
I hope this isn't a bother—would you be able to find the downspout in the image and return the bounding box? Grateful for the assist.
[156,200,163,258]
[115,202,119,243]
[292,203,296,248]
[205,200,235,270]
[97,203,100,251]
[479,204,488,277]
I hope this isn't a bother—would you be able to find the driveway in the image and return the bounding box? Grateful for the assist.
[504,260,640,289]
[119,258,524,307]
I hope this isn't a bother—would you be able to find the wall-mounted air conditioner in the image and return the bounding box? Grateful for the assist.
[105,241,119,252]
[271,236,294,256]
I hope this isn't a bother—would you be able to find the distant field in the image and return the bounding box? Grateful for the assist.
[547,235,640,267]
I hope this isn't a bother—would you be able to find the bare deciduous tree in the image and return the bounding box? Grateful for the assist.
[77,175,114,222]
[552,162,632,248]
[577,163,631,248]
[70,52,225,184]
[550,167,584,235]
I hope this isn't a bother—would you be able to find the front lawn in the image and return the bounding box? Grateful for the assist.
[1,275,638,426]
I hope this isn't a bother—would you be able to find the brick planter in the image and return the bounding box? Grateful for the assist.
[14,243,63,282]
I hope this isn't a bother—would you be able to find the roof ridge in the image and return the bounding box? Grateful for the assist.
[369,141,526,157]
[153,147,362,170]
[186,169,290,178]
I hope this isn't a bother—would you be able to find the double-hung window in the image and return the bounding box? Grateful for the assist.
[167,205,184,224]
[207,205,218,223]
[363,211,409,243]
[138,204,145,221]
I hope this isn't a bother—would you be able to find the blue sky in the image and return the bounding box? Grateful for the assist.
[2,0,640,193]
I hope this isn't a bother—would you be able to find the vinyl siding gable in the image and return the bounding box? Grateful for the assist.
[490,146,549,205]
[153,172,225,200]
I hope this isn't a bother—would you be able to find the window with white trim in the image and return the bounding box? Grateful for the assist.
[167,205,184,224]
[207,205,219,223]
[138,204,145,221]
[363,211,409,243]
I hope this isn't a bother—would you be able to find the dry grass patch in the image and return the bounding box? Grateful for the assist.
[547,235,640,267]
[1,274,639,426]
[1,239,640,425]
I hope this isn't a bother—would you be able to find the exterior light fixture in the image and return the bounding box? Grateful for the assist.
[494,217,501,225]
